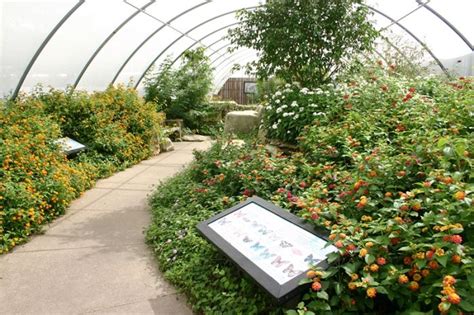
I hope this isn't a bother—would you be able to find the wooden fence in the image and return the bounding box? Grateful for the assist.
[217,77,257,105]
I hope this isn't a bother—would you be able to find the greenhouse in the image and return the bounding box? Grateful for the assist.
[0,0,473,314]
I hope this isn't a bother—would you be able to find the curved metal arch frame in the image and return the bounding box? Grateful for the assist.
[11,0,85,100]
[206,36,232,53]
[213,49,255,71]
[134,6,260,89]
[13,0,472,97]
[145,3,446,91]
[211,47,251,67]
[212,49,258,86]
[110,0,212,85]
[207,42,232,60]
[416,0,473,51]
[71,0,156,90]
[207,35,410,72]
[214,52,258,91]
[170,21,241,67]
[366,5,449,76]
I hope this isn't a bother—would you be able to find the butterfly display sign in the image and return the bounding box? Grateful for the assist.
[54,137,86,155]
[197,196,338,303]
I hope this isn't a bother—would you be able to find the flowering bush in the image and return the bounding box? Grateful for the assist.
[1,86,164,253]
[36,85,164,175]
[293,71,474,314]
[0,99,92,253]
[147,68,473,314]
[263,83,341,144]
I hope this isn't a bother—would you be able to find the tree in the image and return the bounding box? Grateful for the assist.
[143,48,213,127]
[228,0,378,87]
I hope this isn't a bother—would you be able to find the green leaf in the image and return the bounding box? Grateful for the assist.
[436,255,449,267]
[286,310,298,315]
[317,291,329,301]
[327,252,339,264]
[335,283,342,295]
[342,265,355,276]
[437,137,448,148]
[455,143,466,156]
[468,273,474,288]
[459,300,474,312]
[376,286,388,295]
[398,246,412,252]
[299,278,313,285]
[322,268,337,279]
[365,254,375,265]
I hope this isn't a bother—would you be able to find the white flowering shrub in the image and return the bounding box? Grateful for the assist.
[263,83,342,143]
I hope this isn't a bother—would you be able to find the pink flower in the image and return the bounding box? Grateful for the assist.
[451,235,463,244]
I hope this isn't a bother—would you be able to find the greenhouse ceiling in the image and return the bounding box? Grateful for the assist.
[0,0,473,98]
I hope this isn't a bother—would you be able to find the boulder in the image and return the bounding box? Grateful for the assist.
[160,137,174,152]
[264,144,280,157]
[224,110,261,134]
[182,135,211,142]
[222,139,246,149]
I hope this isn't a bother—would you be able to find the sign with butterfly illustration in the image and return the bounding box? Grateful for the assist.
[197,196,337,303]
[54,137,86,155]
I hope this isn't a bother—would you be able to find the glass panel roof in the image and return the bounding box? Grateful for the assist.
[0,0,472,98]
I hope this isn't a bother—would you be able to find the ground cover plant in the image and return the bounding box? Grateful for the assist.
[0,86,163,253]
[147,69,473,314]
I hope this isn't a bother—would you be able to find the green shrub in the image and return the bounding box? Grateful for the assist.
[293,72,473,314]
[147,143,282,314]
[0,99,93,253]
[263,82,341,144]
[144,48,213,129]
[147,71,473,314]
[1,86,164,253]
[36,85,164,176]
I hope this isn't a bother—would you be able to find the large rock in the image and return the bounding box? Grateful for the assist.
[160,137,174,152]
[182,135,211,142]
[224,110,261,134]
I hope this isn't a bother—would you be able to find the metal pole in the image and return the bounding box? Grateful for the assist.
[214,52,257,92]
[134,6,259,89]
[110,1,211,85]
[366,5,450,76]
[11,0,85,100]
[170,22,240,67]
[72,0,156,90]
[416,0,473,51]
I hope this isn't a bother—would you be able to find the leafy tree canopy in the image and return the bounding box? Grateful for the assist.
[228,0,379,87]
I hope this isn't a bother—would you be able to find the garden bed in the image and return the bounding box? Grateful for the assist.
[147,72,473,314]
[0,86,163,253]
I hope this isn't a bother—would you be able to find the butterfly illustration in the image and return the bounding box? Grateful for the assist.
[280,240,293,248]
[282,264,304,278]
[217,217,231,226]
[251,242,265,251]
[304,254,321,265]
[243,236,253,243]
[258,227,272,235]
[259,249,276,259]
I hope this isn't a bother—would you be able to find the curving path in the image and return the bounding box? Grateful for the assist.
[0,141,212,314]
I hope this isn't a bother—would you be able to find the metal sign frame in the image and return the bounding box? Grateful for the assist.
[197,196,334,304]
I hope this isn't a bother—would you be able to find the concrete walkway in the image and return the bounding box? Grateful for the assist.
[0,141,211,314]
